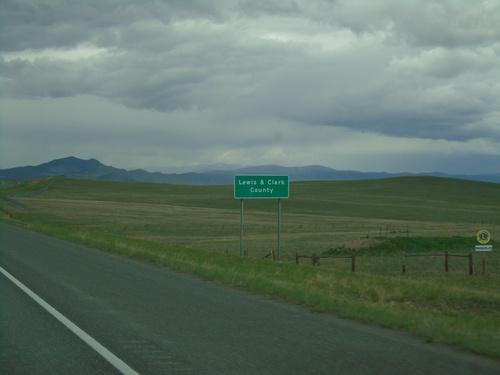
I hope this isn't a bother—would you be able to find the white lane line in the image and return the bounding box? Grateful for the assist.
[0,266,140,375]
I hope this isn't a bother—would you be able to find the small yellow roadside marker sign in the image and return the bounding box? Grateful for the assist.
[476,230,493,275]
[477,229,491,244]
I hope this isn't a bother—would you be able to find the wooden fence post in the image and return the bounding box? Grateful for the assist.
[445,251,449,272]
[469,253,473,276]
[312,254,319,266]
[402,253,406,273]
[351,254,356,272]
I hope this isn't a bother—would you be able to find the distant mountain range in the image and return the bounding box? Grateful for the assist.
[1,156,499,184]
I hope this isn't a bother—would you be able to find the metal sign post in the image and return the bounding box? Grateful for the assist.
[234,175,289,261]
[277,198,282,262]
[240,199,244,257]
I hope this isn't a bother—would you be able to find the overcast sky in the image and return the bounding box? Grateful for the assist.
[1,0,499,174]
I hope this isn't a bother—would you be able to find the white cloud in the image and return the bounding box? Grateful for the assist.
[391,46,500,78]
[2,44,109,62]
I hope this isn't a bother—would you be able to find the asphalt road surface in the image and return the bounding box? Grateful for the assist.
[1,222,499,374]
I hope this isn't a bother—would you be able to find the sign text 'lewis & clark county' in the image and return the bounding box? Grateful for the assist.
[234,175,289,199]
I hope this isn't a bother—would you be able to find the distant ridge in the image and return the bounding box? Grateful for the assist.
[1,156,499,184]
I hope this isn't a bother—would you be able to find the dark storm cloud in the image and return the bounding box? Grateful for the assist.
[1,0,499,173]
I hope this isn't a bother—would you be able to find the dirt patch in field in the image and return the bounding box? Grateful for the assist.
[143,235,212,246]
[343,237,384,250]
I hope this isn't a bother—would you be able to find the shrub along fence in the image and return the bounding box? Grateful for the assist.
[402,252,473,275]
[296,253,356,272]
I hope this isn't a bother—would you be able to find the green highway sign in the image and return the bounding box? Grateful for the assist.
[234,175,289,199]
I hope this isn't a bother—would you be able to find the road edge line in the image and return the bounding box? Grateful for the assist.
[0,266,140,375]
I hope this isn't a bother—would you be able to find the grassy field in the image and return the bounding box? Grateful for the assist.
[1,176,499,358]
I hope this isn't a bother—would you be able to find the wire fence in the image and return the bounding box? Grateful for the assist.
[294,250,498,277]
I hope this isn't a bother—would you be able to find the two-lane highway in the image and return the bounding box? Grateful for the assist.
[1,222,499,374]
